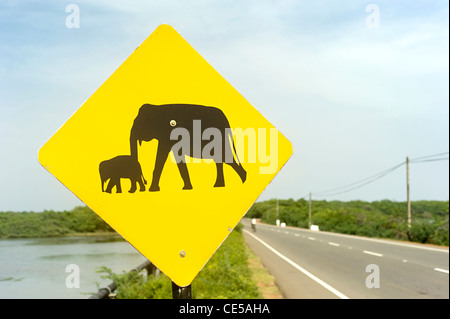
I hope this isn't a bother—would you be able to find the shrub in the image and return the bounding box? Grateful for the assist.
[96,224,260,299]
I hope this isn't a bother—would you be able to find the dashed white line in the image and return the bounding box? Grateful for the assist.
[257,222,448,253]
[434,268,449,274]
[308,237,316,241]
[244,229,349,299]
[363,250,383,257]
[328,242,340,247]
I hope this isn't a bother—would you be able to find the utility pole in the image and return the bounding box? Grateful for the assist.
[406,156,411,229]
[276,198,279,226]
[308,192,312,229]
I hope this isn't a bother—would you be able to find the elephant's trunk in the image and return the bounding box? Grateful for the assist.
[130,128,139,161]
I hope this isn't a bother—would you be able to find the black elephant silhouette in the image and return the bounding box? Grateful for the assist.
[99,155,147,193]
[130,103,247,192]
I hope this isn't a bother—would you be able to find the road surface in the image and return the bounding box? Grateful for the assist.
[242,219,449,299]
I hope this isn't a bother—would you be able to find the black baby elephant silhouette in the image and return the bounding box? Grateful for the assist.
[130,103,247,192]
[99,155,147,193]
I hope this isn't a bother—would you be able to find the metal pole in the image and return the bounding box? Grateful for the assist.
[172,282,192,299]
[406,156,411,229]
[89,282,117,299]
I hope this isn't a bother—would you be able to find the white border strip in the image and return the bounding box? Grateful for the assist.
[434,268,449,274]
[363,250,383,257]
[329,242,340,247]
[244,229,349,299]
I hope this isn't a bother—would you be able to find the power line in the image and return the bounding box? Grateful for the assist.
[299,152,448,231]
[411,157,449,163]
[308,151,448,198]
[409,151,449,164]
[409,152,449,162]
[312,161,405,196]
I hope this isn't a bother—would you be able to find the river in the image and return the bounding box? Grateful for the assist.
[0,235,147,299]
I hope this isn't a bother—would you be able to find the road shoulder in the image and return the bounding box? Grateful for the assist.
[246,241,284,299]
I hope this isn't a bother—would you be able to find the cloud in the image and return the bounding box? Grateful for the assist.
[0,0,448,211]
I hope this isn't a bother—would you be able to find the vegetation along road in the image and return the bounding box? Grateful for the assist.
[242,219,449,299]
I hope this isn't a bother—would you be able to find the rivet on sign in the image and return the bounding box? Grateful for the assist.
[170,120,177,127]
[179,250,186,258]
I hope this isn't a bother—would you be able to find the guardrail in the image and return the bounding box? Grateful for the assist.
[89,260,157,299]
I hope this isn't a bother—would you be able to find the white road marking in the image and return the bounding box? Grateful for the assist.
[256,223,448,253]
[434,268,449,274]
[244,229,349,299]
[328,242,340,247]
[294,234,300,237]
[308,237,316,241]
[363,250,383,257]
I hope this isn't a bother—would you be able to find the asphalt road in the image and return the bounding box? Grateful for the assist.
[242,219,449,299]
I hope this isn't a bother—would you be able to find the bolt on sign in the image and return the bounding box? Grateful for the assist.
[39,25,292,287]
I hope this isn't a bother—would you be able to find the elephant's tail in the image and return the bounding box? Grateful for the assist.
[227,129,243,167]
[226,129,247,184]
[142,173,147,185]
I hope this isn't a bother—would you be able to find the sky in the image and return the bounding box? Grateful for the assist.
[0,0,448,212]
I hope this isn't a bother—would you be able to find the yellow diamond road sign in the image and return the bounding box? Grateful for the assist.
[39,24,292,287]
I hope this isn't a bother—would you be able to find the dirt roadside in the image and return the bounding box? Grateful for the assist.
[245,244,284,299]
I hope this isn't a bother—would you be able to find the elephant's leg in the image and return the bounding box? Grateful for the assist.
[115,177,122,193]
[106,177,121,193]
[214,162,225,187]
[149,144,171,192]
[226,159,247,183]
[128,178,137,193]
[176,161,193,190]
[138,178,146,191]
[105,178,115,193]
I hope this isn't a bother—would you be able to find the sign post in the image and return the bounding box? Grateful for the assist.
[172,282,192,299]
[39,24,293,291]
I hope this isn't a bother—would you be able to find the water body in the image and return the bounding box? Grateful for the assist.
[0,235,147,299]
